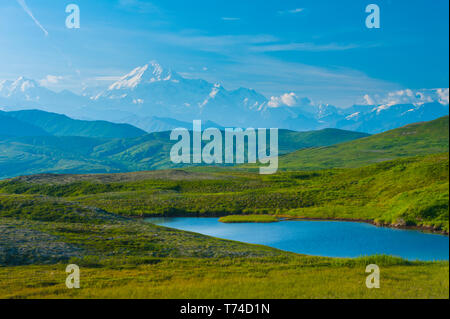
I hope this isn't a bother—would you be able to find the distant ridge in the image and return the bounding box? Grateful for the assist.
[6,109,147,138]
[0,111,50,137]
[2,110,447,178]
[0,109,369,179]
[1,62,448,133]
[278,116,449,170]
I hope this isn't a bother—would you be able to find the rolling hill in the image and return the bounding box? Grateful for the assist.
[1,155,448,297]
[2,153,448,233]
[0,135,124,178]
[277,116,449,171]
[6,110,147,138]
[1,114,447,179]
[0,110,369,179]
[90,128,369,172]
[0,111,50,137]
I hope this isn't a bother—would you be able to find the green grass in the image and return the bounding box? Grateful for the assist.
[1,115,446,180]
[0,162,448,298]
[0,190,286,267]
[1,256,448,299]
[2,153,447,232]
[276,116,449,171]
[0,124,369,179]
[3,187,446,299]
[219,215,279,223]
[0,116,448,298]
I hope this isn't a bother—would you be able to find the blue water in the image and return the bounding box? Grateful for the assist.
[145,217,449,261]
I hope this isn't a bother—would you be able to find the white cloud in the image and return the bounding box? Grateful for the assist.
[362,88,449,107]
[47,24,399,107]
[251,42,362,52]
[267,93,317,109]
[221,17,241,21]
[118,0,160,13]
[278,8,304,15]
[39,75,63,86]
[148,32,278,53]
[436,88,449,105]
[16,0,48,36]
[363,94,376,105]
[289,8,304,14]
[268,93,299,108]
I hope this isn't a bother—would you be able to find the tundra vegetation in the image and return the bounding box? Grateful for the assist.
[2,153,446,232]
[0,117,448,299]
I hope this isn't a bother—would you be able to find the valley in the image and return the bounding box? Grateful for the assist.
[0,109,369,179]
[1,0,448,302]
[0,114,448,299]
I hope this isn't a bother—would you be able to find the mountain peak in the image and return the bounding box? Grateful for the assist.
[108,61,181,91]
[363,88,449,107]
[11,76,38,92]
[0,77,40,97]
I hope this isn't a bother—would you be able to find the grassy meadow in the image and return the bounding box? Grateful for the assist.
[2,153,447,232]
[1,256,448,299]
[277,115,449,171]
[0,117,448,299]
[0,152,448,298]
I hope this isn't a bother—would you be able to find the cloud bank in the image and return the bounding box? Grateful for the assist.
[16,0,48,36]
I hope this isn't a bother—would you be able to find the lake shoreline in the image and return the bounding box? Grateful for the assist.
[137,213,449,236]
[144,216,449,261]
[219,215,279,223]
[278,216,449,236]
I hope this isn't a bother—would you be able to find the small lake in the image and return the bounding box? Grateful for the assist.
[145,217,449,261]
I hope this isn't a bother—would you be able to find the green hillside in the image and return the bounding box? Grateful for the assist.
[92,131,174,170]
[0,136,124,179]
[1,188,447,298]
[0,123,368,179]
[277,116,449,170]
[0,137,448,298]
[276,128,369,154]
[7,110,147,138]
[0,153,448,298]
[93,129,369,171]
[0,111,50,137]
[2,153,448,232]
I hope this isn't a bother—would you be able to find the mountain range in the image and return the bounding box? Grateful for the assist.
[3,110,147,138]
[0,108,448,179]
[0,109,370,179]
[1,61,448,134]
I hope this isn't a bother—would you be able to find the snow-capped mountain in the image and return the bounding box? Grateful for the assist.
[0,77,43,102]
[337,101,449,133]
[333,88,449,133]
[0,76,88,113]
[92,61,271,126]
[106,62,183,91]
[363,88,449,107]
[0,61,448,133]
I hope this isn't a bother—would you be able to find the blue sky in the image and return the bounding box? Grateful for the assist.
[0,0,448,106]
